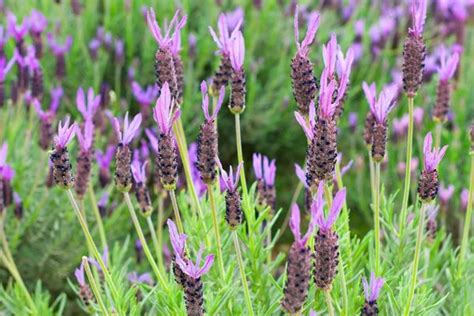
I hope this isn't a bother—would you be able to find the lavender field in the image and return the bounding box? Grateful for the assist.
[0,0,473,315]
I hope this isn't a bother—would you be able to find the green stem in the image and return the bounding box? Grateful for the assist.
[156,195,165,273]
[324,290,335,316]
[169,190,184,235]
[278,181,303,242]
[374,162,381,275]
[369,152,375,202]
[88,184,108,252]
[123,192,169,292]
[399,97,415,239]
[235,114,251,222]
[232,231,254,316]
[434,122,442,148]
[147,216,164,273]
[458,154,474,275]
[114,65,121,100]
[66,189,120,308]
[82,257,109,316]
[403,202,427,316]
[207,184,226,279]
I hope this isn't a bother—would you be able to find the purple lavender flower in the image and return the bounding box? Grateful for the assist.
[74,262,86,286]
[418,132,448,202]
[361,272,384,315]
[433,49,460,122]
[0,26,9,57]
[50,118,76,188]
[47,33,72,80]
[54,118,76,149]
[13,192,23,219]
[153,82,180,136]
[75,119,94,197]
[74,261,94,307]
[132,81,159,121]
[209,13,242,57]
[114,39,124,65]
[253,153,277,210]
[113,112,142,145]
[77,87,101,121]
[189,143,207,198]
[218,160,243,228]
[88,247,109,272]
[28,10,47,58]
[128,272,153,285]
[88,38,100,61]
[7,13,28,44]
[98,192,109,218]
[0,54,16,107]
[96,145,115,187]
[168,219,188,286]
[132,160,153,216]
[461,189,469,211]
[439,183,454,205]
[228,31,246,114]
[226,7,244,31]
[409,0,428,37]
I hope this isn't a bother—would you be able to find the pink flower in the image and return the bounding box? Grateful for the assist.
[96,145,115,170]
[167,219,187,258]
[229,31,245,71]
[437,50,459,82]
[362,272,384,302]
[318,69,338,119]
[146,8,187,49]
[76,119,94,152]
[294,7,320,57]
[422,132,448,172]
[201,81,225,121]
[113,112,142,145]
[253,153,276,186]
[313,181,346,232]
[323,34,338,78]
[76,87,101,121]
[54,117,76,148]
[289,203,317,246]
[74,262,86,286]
[128,272,153,285]
[217,159,242,192]
[145,129,159,153]
[176,245,214,279]
[152,82,180,135]
[408,0,427,36]
[7,13,28,42]
[362,82,397,123]
[209,13,242,56]
[189,143,207,198]
[28,9,47,34]
[131,160,148,184]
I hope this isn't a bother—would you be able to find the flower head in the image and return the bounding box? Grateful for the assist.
[28,9,47,34]
[132,81,159,106]
[363,82,397,123]
[54,117,76,148]
[47,33,73,56]
[74,262,86,286]
[201,81,224,121]
[167,219,187,257]
[76,119,94,152]
[409,0,427,36]
[209,13,242,56]
[318,70,338,119]
[313,181,346,231]
[146,8,187,49]
[96,145,115,170]
[253,153,276,186]
[362,272,384,302]
[229,31,245,71]
[131,160,148,184]
[152,82,180,135]
[289,203,317,246]
[437,50,459,82]
[423,132,448,172]
[217,159,242,192]
[7,13,28,42]
[113,112,142,145]
[294,8,320,57]
[76,87,101,121]
[176,245,214,279]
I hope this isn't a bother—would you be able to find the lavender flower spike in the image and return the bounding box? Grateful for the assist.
[294,9,320,57]
[76,119,94,152]
[75,261,94,307]
[229,31,245,71]
[253,153,277,210]
[113,112,142,145]
[146,8,187,49]
[132,160,152,216]
[218,160,244,228]
[209,13,242,57]
[54,118,76,149]
[153,82,180,135]
[77,87,101,121]
[47,34,73,56]
[74,262,86,286]
[433,50,459,122]
[361,272,384,316]
[409,0,427,37]
[438,52,459,82]
[219,161,243,192]
[229,31,246,114]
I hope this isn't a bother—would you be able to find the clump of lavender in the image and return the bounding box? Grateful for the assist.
[131,161,152,216]
[253,153,277,211]
[433,50,459,122]
[176,245,214,316]
[281,203,316,314]
[96,145,115,187]
[426,204,440,242]
[152,82,180,190]
[417,132,448,202]
[47,33,72,81]
[228,31,246,114]
[362,82,397,162]
[197,81,224,184]
[132,81,159,122]
[0,54,17,107]
[50,118,76,189]
[74,262,94,308]
[313,182,346,290]
[218,160,243,228]
[146,8,186,101]
[361,273,384,316]
[113,112,143,192]
[33,86,62,150]
[402,0,427,97]
[291,8,319,115]
[168,219,187,287]
[28,10,48,59]
[209,13,242,94]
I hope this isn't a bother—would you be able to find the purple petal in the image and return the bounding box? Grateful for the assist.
[289,204,301,242]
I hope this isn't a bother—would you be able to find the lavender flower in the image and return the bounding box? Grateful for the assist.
[439,183,455,205]
[176,246,214,316]
[281,203,316,313]
[47,33,73,80]
[168,219,188,287]
[218,160,243,228]
[433,50,460,122]
[28,10,47,59]
[209,13,242,94]
[88,38,100,61]
[461,189,469,211]
[50,118,76,188]
[189,143,207,198]
[96,145,115,187]
[152,82,180,190]
[313,182,346,290]
[113,112,142,191]
[75,120,94,198]
[0,26,9,57]
[253,153,277,211]
[131,161,152,216]
[425,204,440,242]
[7,13,28,46]
[228,31,246,114]
[291,8,319,114]
[197,82,224,184]
[98,192,109,218]
[132,81,159,121]
[77,87,101,122]
[114,39,124,65]
[0,55,16,107]
[361,273,384,316]
[13,192,23,219]
[418,132,448,202]
[128,272,153,285]
[0,143,13,213]
[74,262,94,308]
